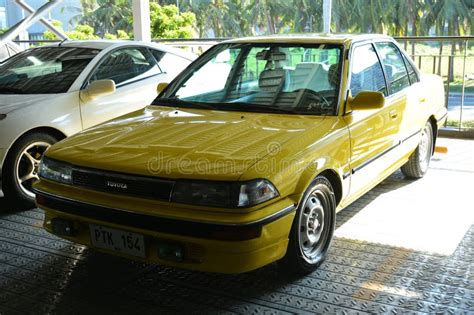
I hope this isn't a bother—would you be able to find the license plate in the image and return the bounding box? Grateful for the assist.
[89,224,146,258]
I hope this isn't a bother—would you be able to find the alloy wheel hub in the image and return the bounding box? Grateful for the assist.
[15,142,51,198]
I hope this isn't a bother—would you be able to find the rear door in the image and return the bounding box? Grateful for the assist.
[80,47,168,129]
[374,42,415,148]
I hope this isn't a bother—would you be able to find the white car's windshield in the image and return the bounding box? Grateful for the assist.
[0,47,100,94]
[156,43,343,115]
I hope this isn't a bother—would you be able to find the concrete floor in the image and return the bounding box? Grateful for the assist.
[0,137,472,314]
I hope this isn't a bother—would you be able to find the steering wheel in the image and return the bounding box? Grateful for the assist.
[291,88,332,112]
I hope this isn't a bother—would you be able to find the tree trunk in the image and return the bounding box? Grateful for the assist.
[267,9,275,34]
[411,7,416,58]
[438,42,443,76]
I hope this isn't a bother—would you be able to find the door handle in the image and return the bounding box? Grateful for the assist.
[389,109,398,119]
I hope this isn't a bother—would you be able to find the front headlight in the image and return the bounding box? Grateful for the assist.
[171,179,279,208]
[38,157,72,184]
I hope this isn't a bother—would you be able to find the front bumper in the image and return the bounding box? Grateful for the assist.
[35,189,296,274]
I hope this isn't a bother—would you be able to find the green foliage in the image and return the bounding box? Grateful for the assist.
[446,119,474,128]
[104,30,130,40]
[150,3,196,38]
[67,25,99,40]
[67,0,472,39]
[165,0,473,37]
[80,0,132,35]
[0,28,8,35]
[42,20,129,41]
[43,20,65,40]
[69,1,196,39]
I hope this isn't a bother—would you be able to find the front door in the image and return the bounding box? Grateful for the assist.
[80,47,168,129]
[342,43,403,204]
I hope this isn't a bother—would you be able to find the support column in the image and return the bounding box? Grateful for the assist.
[0,0,62,48]
[133,0,151,42]
[15,0,69,40]
[323,0,332,33]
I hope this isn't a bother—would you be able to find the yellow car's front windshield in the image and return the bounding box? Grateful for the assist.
[155,43,343,115]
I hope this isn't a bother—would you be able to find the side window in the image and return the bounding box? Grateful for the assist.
[150,49,165,63]
[157,53,190,77]
[350,44,387,96]
[91,47,160,86]
[403,54,419,84]
[150,49,165,71]
[375,42,410,94]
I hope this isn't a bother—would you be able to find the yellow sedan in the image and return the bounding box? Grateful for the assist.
[34,34,447,274]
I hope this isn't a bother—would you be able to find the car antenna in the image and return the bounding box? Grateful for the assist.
[58,38,68,46]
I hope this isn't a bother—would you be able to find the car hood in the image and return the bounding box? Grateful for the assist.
[46,105,326,180]
[0,94,59,114]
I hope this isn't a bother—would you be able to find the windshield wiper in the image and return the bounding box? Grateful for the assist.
[152,97,216,110]
[224,102,299,114]
[0,86,26,94]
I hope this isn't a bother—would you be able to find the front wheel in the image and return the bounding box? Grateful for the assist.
[401,122,433,179]
[281,176,336,275]
[2,132,58,209]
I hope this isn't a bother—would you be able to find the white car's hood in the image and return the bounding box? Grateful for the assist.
[0,94,59,114]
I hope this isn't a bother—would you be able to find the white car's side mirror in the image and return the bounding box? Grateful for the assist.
[80,80,116,102]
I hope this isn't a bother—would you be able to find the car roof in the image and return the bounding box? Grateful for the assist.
[41,40,196,60]
[43,40,126,50]
[222,33,393,46]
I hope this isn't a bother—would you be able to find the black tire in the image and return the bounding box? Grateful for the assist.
[2,132,58,209]
[281,176,336,275]
[401,122,433,179]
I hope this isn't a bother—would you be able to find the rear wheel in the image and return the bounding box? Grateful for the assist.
[2,132,58,209]
[281,176,336,275]
[401,122,433,179]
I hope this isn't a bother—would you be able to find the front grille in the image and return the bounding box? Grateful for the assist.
[72,167,174,200]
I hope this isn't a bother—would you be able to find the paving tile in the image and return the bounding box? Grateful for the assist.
[0,137,472,314]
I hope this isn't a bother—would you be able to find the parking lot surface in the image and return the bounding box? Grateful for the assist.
[0,137,472,314]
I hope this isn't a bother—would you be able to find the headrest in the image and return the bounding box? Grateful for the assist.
[258,68,286,92]
[256,50,287,62]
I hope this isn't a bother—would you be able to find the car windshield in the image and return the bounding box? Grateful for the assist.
[155,43,343,115]
[0,47,100,94]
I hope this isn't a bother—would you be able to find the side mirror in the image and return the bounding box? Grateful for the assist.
[348,91,385,111]
[157,82,169,94]
[80,80,116,102]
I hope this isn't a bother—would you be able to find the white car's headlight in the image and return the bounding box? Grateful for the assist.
[171,179,279,208]
[38,157,72,184]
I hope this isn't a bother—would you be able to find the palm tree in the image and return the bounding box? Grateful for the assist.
[88,0,133,35]
[290,0,323,33]
[61,0,98,28]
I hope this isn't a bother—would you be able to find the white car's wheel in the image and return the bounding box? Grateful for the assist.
[2,133,57,209]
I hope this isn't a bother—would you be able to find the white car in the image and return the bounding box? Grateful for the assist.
[0,40,196,207]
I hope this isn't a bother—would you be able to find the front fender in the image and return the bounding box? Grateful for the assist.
[240,117,351,207]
